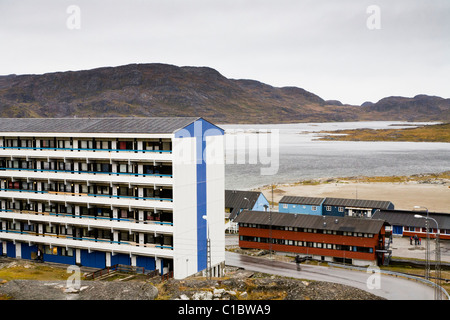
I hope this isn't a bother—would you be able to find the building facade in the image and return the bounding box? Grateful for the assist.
[372,209,450,240]
[235,210,388,266]
[225,190,269,232]
[278,196,325,215]
[279,196,394,218]
[0,117,225,279]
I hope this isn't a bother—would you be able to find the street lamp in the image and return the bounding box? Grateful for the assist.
[413,206,430,280]
[414,213,442,300]
[202,215,211,280]
[243,197,250,209]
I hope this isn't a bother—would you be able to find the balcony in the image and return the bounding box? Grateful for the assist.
[0,209,173,233]
[0,146,173,162]
[0,188,173,210]
[0,167,173,186]
[0,229,174,259]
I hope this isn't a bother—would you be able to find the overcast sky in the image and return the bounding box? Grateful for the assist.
[0,0,449,105]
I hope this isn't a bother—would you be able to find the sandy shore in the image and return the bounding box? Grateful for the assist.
[255,180,450,213]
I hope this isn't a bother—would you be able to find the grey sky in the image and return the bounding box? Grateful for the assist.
[0,0,449,105]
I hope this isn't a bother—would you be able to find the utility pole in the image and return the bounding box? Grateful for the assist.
[269,184,273,259]
[414,211,442,300]
[203,215,211,280]
[414,206,430,280]
[435,232,442,300]
[207,237,211,280]
[425,219,431,280]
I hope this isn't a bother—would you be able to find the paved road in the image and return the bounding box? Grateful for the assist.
[225,252,436,300]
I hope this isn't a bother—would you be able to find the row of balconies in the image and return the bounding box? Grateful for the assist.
[0,137,180,259]
[1,197,173,225]
[0,158,173,177]
[0,178,173,202]
[0,148,173,163]
[0,193,175,257]
[0,219,173,248]
[1,137,172,153]
[0,228,174,259]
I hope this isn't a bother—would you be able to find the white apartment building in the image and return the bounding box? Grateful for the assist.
[0,117,225,279]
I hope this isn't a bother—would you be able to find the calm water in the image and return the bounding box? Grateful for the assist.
[221,122,450,190]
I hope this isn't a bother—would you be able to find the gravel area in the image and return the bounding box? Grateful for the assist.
[159,269,385,300]
[0,260,384,300]
[0,279,158,300]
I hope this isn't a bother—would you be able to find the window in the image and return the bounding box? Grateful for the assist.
[118,164,130,173]
[80,184,88,193]
[61,247,73,257]
[45,246,58,255]
[120,209,129,219]
[326,206,331,211]
[312,206,317,211]
[282,204,288,209]
[338,207,344,212]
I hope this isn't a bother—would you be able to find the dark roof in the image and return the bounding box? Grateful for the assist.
[0,117,201,134]
[279,196,325,206]
[234,210,386,234]
[279,195,393,210]
[372,209,450,230]
[323,198,393,210]
[225,190,265,220]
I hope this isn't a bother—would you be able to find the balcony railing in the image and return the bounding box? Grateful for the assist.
[0,228,174,250]
[0,167,173,178]
[0,209,173,226]
[0,146,172,153]
[0,188,173,202]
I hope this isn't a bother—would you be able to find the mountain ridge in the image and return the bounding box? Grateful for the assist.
[0,63,448,123]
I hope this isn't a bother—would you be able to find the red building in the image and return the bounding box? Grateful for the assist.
[234,210,389,266]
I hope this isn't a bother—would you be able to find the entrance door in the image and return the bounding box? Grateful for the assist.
[392,225,403,235]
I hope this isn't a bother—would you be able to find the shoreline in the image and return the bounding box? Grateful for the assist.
[316,122,450,143]
[253,171,450,213]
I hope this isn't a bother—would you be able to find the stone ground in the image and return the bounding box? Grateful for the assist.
[0,258,383,300]
[161,267,384,300]
[0,279,158,300]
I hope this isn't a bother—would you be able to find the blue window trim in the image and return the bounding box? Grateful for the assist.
[0,146,171,153]
[0,188,173,202]
[0,209,173,226]
[0,167,172,178]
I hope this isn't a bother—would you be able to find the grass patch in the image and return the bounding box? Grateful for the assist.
[0,264,71,281]
[318,123,450,143]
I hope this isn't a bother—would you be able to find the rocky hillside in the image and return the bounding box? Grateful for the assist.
[360,95,450,122]
[0,63,448,123]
